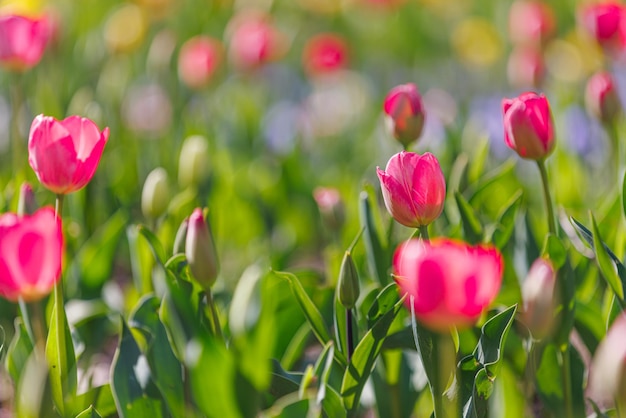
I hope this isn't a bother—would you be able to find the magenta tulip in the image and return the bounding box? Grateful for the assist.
[502,92,555,160]
[580,2,626,54]
[178,35,222,89]
[302,33,348,76]
[377,151,446,228]
[0,207,62,302]
[28,114,110,195]
[394,238,503,332]
[226,11,286,70]
[383,83,426,148]
[585,71,622,124]
[0,14,50,71]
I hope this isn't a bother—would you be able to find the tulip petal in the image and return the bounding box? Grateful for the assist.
[60,116,105,160]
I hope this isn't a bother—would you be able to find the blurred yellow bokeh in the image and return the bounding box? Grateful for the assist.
[0,0,45,15]
[104,3,147,54]
[451,17,503,68]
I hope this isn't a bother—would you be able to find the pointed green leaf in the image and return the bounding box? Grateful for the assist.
[468,159,516,202]
[491,190,523,249]
[5,318,33,384]
[111,319,165,418]
[341,295,405,413]
[269,359,302,399]
[75,406,103,418]
[45,288,77,417]
[73,384,116,418]
[455,192,483,244]
[473,305,517,374]
[137,224,167,267]
[333,286,348,357]
[541,234,567,270]
[590,213,625,302]
[359,188,390,285]
[367,283,400,329]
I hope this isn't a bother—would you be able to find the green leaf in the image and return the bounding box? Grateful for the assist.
[269,359,302,399]
[541,234,567,270]
[273,270,346,367]
[622,169,626,220]
[590,213,626,303]
[75,406,103,418]
[341,295,405,414]
[73,384,116,418]
[468,137,490,184]
[490,190,523,249]
[5,318,33,384]
[137,224,167,267]
[111,318,165,418]
[454,191,483,244]
[359,188,390,285]
[280,323,310,371]
[333,286,349,358]
[15,351,55,418]
[367,283,400,329]
[468,159,516,202]
[45,288,77,417]
[129,295,186,418]
[473,305,517,374]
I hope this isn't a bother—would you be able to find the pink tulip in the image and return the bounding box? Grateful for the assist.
[508,0,555,46]
[178,35,222,89]
[0,13,50,71]
[502,92,555,160]
[0,207,62,302]
[520,258,557,339]
[376,151,446,228]
[302,33,348,76]
[580,2,626,54]
[588,314,626,405]
[506,46,545,89]
[226,11,286,70]
[383,83,426,148]
[186,208,219,290]
[585,71,622,124]
[28,115,110,195]
[394,238,503,332]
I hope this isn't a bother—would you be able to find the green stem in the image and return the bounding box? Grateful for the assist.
[346,308,354,362]
[18,297,36,348]
[537,160,556,236]
[430,333,445,418]
[606,121,620,181]
[53,193,67,359]
[559,346,574,418]
[9,75,24,182]
[418,225,430,242]
[205,289,223,339]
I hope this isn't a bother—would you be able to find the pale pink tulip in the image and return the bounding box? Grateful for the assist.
[585,71,622,124]
[377,151,446,228]
[28,115,109,195]
[178,35,222,89]
[520,258,557,339]
[588,314,626,406]
[394,238,503,332]
[508,0,555,46]
[502,92,555,160]
[0,207,62,302]
[0,14,50,71]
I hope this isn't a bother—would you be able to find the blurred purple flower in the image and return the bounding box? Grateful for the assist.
[561,105,606,165]
[467,96,507,159]
[263,101,302,155]
[122,82,172,137]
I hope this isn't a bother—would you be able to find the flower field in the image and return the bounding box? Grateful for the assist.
[1,0,626,417]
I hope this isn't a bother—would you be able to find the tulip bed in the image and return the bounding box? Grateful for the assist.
[2,1,626,417]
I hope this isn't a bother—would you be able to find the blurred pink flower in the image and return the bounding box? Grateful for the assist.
[302,33,348,76]
[502,92,555,160]
[580,2,626,55]
[186,208,219,290]
[383,83,426,148]
[313,186,345,230]
[377,151,446,228]
[585,70,622,124]
[508,0,555,46]
[0,13,50,71]
[520,258,557,339]
[588,314,626,405]
[178,35,223,89]
[28,114,109,195]
[507,46,545,89]
[0,207,62,302]
[394,238,503,332]
[226,11,287,70]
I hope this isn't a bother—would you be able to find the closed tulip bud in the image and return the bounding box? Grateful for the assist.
[17,182,37,216]
[141,167,170,219]
[173,216,189,255]
[520,258,557,340]
[588,314,626,407]
[579,2,626,55]
[502,92,555,160]
[394,238,503,332]
[377,151,446,228]
[185,208,219,289]
[585,71,622,124]
[338,251,360,309]
[178,135,209,188]
[508,0,555,46]
[383,83,426,148]
[0,14,50,71]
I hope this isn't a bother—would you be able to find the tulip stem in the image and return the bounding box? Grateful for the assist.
[18,297,36,348]
[418,225,430,242]
[537,160,556,236]
[9,75,24,182]
[607,121,621,182]
[346,308,354,362]
[559,345,574,418]
[204,289,223,340]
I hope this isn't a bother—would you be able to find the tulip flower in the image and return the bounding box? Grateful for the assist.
[178,35,222,89]
[520,258,557,340]
[28,114,110,195]
[502,92,555,160]
[0,207,62,302]
[393,238,503,332]
[186,208,219,290]
[585,71,622,124]
[580,2,626,54]
[302,33,348,76]
[506,46,545,89]
[377,151,446,228]
[0,13,50,71]
[313,187,345,230]
[383,83,426,148]
[508,0,555,46]
[226,11,287,70]
[588,314,626,407]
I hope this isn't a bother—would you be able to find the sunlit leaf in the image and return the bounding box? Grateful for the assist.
[455,191,483,244]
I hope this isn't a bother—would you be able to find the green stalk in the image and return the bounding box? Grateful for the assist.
[559,346,574,418]
[205,288,223,339]
[18,297,36,348]
[346,308,354,361]
[418,225,430,242]
[606,121,620,182]
[537,159,556,236]
[53,194,66,358]
[430,333,445,418]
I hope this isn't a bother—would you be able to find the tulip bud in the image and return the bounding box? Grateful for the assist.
[338,251,360,309]
[17,182,37,216]
[302,33,348,77]
[141,167,170,219]
[502,92,555,160]
[383,83,426,148]
[376,151,446,228]
[520,258,557,340]
[508,0,555,46]
[588,314,626,407]
[579,2,626,55]
[173,217,189,255]
[185,208,219,289]
[585,71,622,124]
[313,187,345,231]
[178,35,223,89]
[178,135,209,188]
